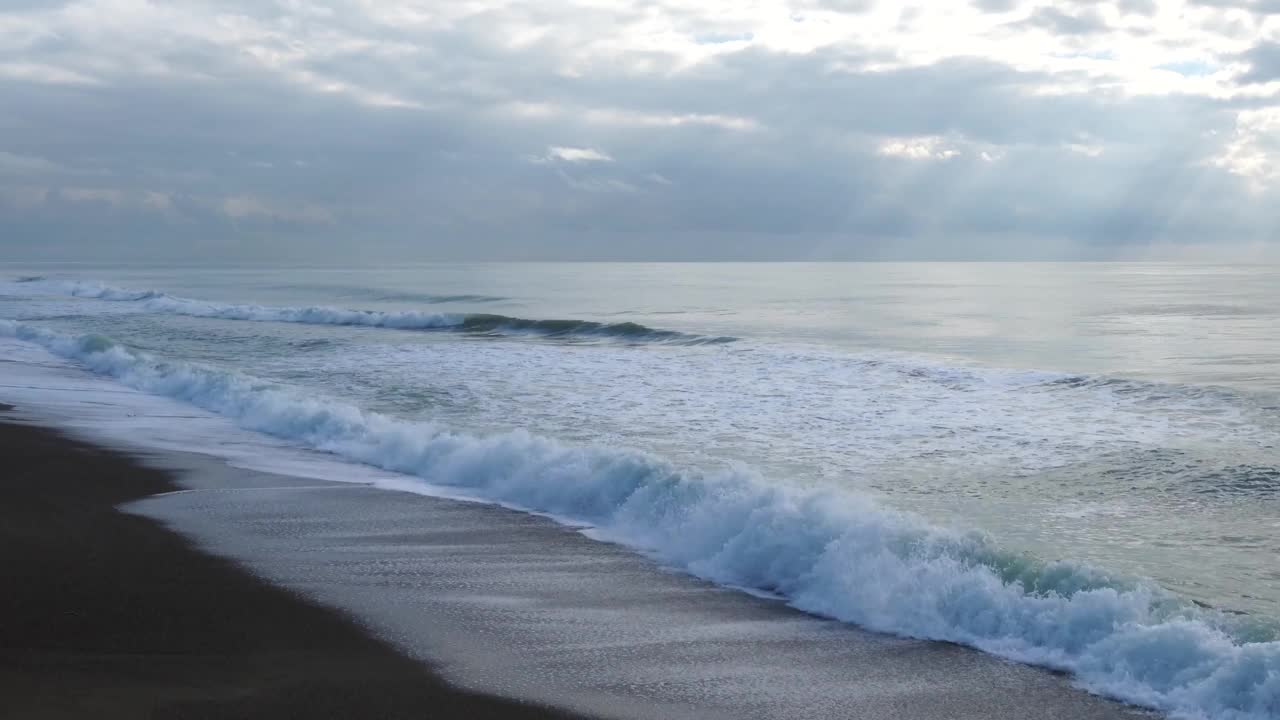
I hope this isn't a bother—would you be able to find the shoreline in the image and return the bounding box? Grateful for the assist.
[0,401,1148,720]
[0,412,582,719]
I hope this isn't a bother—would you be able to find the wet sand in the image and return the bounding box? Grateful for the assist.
[131,447,1148,720]
[0,415,580,719]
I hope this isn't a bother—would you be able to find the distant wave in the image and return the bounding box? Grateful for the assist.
[1039,373,1251,410]
[267,283,508,304]
[455,314,731,343]
[383,292,507,304]
[3,317,1277,720]
[16,278,164,301]
[11,279,734,345]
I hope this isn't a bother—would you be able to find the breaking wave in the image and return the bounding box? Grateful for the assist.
[10,279,733,345]
[1,318,1276,720]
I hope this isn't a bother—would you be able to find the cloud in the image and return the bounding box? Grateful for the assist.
[1210,107,1280,189]
[221,195,333,224]
[973,0,1021,12]
[0,0,1278,260]
[541,146,614,163]
[1113,0,1160,16]
[1239,41,1280,84]
[0,62,99,85]
[0,150,60,173]
[1019,7,1111,36]
[877,136,962,160]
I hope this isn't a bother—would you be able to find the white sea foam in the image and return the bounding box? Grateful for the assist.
[2,318,1277,720]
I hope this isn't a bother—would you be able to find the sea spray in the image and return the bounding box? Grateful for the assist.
[1,318,1277,720]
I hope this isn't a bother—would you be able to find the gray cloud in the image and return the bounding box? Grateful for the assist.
[973,0,1021,12]
[1190,0,1280,14]
[1239,41,1280,83]
[0,0,1277,261]
[1019,6,1112,36]
[1115,0,1159,15]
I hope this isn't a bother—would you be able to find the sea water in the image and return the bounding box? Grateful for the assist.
[1,262,1277,719]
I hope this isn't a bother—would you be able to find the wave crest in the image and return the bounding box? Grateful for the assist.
[10,279,733,345]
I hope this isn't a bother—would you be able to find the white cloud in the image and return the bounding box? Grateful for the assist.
[1210,107,1280,191]
[1066,143,1105,158]
[542,146,614,163]
[582,108,759,131]
[877,136,961,161]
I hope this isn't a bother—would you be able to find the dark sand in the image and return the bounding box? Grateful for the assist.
[0,416,581,719]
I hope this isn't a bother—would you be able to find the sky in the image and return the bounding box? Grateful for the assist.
[3,0,1280,261]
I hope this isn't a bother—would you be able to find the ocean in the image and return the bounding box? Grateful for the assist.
[1,262,1277,719]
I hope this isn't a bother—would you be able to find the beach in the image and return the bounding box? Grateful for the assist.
[0,405,1148,720]
[0,413,579,720]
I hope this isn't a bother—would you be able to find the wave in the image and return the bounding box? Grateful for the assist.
[456,314,733,343]
[10,279,733,345]
[17,278,164,301]
[267,283,508,304]
[2,318,1276,720]
[382,293,506,304]
[1092,449,1280,498]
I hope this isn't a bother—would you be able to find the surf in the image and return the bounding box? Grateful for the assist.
[1,317,1276,720]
